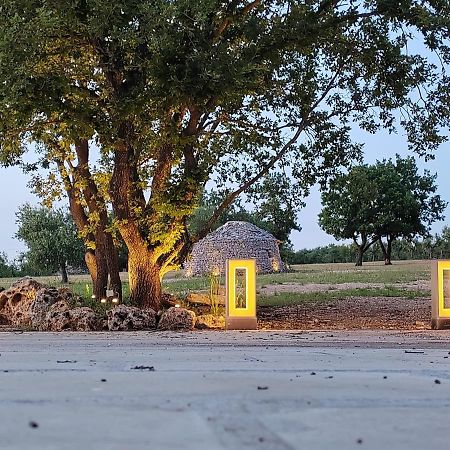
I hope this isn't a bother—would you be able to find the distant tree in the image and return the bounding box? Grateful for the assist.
[319,157,447,266]
[0,252,15,278]
[319,165,379,266]
[291,226,450,265]
[438,227,450,258]
[372,157,447,264]
[15,205,85,283]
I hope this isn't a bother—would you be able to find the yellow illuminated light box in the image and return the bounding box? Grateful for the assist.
[225,259,257,330]
[431,260,450,329]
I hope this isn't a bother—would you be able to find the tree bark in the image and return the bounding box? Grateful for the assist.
[378,237,393,265]
[354,235,378,266]
[354,235,367,266]
[104,233,122,300]
[128,247,161,310]
[93,231,109,300]
[109,132,162,309]
[60,262,69,283]
[74,140,123,300]
[356,246,364,266]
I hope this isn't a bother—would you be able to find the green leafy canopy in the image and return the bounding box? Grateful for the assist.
[0,0,449,276]
[319,155,447,247]
[15,204,85,276]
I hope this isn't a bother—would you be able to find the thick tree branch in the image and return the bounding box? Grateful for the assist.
[213,0,262,41]
[193,121,306,242]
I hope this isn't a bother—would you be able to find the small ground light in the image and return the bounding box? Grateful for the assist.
[91,294,96,299]
[112,298,119,304]
[175,303,181,308]
[100,298,107,304]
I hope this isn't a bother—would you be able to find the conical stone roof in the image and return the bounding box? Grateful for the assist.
[184,221,283,276]
[200,221,277,243]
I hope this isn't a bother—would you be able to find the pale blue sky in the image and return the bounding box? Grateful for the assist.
[1,125,448,259]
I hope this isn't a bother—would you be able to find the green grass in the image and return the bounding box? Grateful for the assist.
[258,287,430,307]
[162,276,211,295]
[272,261,430,285]
[0,260,431,309]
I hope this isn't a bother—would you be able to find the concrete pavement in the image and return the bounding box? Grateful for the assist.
[1,330,450,450]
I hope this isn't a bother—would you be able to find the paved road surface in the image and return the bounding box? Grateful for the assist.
[1,330,450,450]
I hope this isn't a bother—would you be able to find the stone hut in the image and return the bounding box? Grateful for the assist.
[184,221,283,277]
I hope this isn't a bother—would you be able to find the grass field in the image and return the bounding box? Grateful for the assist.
[0,260,432,309]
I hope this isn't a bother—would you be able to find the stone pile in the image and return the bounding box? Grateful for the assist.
[0,278,76,328]
[107,305,156,331]
[44,304,102,331]
[184,221,283,276]
[0,277,224,331]
[158,307,196,331]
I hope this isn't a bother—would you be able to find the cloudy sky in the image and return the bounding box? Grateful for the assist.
[1,123,448,260]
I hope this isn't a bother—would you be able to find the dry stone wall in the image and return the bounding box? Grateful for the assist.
[185,221,283,276]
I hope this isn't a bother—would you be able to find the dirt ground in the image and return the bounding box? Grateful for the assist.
[257,296,431,330]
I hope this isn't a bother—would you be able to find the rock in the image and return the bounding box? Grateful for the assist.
[158,307,196,331]
[43,306,101,331]
[195,314,225,330]
[43,309,72,331]
[0,278,45,327]
[0,278,83,329]
[161,293,178,308]
[49,300,71,314]
[186,293,210,305]
[185,292,225,306]
[107,305,156,331]
[29,288,65,328]
[70,307,101,331]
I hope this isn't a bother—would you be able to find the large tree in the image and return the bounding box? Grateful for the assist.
[318,165,380,266]
[1,1,450,309]
[319,156,447,265]
[15,205,86,282]
[373,157,447,264]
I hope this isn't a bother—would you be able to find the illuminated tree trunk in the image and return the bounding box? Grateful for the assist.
[64,175,120,301]
[73,140,123,300]
[128,247,161,310]
[109,134,167,310]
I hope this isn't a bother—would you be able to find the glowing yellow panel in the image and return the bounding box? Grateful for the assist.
[226,259,256,318]
[437,261,450,317]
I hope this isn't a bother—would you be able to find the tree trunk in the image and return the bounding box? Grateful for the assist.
[93,231,109,300]
[77,140,123,300]
[354,235,367,266]
[85,250,97,283]
[378,238,393,265]
[355,246,364,266]
[385,240,392,265]
[60,262,69,283]
[104,233,122,301]
[84,249,102,299]
[128,247,161,310]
